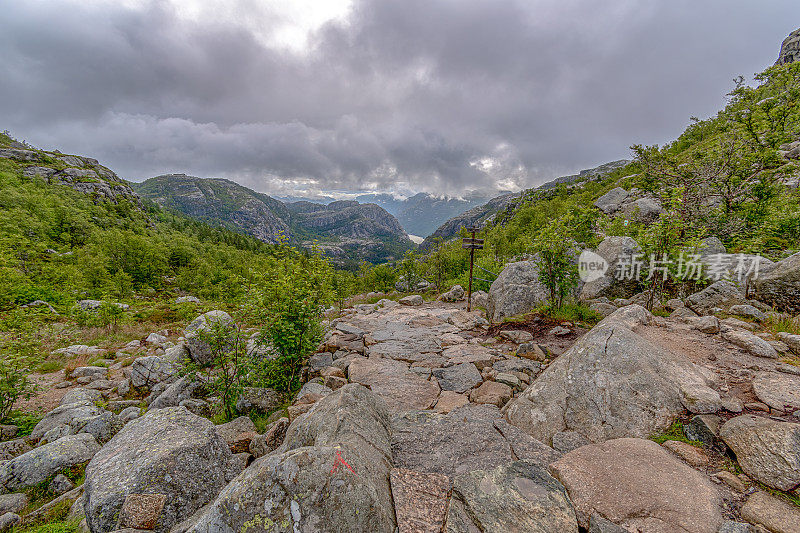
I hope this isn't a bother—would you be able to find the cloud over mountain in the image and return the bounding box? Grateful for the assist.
[1,0,797,196]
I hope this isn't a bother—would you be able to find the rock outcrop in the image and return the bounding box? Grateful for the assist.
[83,407,235,533]
[751,251,800,313]
[503,306,720,444]
[777,27,800,65]
[186,384,396,533]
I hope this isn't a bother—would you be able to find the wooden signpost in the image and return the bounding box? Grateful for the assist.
[462,227,483,311]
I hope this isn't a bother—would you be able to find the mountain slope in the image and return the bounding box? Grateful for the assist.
[135,175,413,264]
[0,131,328,308]
[420,160,629,250]
[134,174,291,243]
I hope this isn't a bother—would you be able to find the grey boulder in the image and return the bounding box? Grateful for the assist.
[752,251,800,313]
[503,305,721,444]
[684,280,746,315]
[0,434,100,492]
[594,187,629,214]
[128,356,179,388]
[487,260,551,322]
[186,384,396,533]
[579,236,640,301]
[719,415,800,491]
[83,407,235,533]
[184,311,236,365]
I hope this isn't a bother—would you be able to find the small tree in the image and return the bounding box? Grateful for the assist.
[637,199,697,310]
[183,320,246,420]
[425,237,451,293]
[398,250,421,292]
[529,218,578,310]
[0,324,39,421]
[249,247,333,392]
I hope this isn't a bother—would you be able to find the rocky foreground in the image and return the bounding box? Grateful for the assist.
[1,295,800,532]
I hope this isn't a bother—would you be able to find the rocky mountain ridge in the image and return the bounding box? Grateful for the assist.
[134,174,413,263]
[1,146,141,208]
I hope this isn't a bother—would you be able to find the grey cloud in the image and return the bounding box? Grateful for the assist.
[1,0,798,196]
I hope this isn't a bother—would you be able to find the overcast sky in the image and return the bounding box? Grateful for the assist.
[2,1,798,198]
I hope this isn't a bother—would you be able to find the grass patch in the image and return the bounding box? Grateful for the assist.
[538,302,603,327]
[2,411,43,437]
[35,360,63,374]
[14,518,83,533]
[650,421,703,446]
[764,313,800,336]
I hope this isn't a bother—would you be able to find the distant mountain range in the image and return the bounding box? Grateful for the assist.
[355,192,499,238]
[276,191,500,238]
[133,174,413,265]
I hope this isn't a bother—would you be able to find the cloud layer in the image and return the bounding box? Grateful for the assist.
[1,0,797,196]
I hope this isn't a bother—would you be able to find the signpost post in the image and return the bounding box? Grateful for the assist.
[461,227,483,312]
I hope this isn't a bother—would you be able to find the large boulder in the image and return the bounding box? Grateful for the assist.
[128,356,178,388]
[550,438,723,532]
[83,407,235,533]
[186,384,396,533]
[446,460,578,532]
[184,311,235,365]
[620,197,663,224]
[594,187,629,214]
[719,415,800,492]
[487,260,549,322]
[503,306,721,444]
[0,434,100,492]
[579,236,640,301]
[149,376,202,409]
[31,392,106,440]
[684,280,746,315]
[752,251,800,313]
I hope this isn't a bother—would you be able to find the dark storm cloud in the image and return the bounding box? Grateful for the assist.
[1,0,798,196]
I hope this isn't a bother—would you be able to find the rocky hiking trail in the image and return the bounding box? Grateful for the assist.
[2,296,800,533]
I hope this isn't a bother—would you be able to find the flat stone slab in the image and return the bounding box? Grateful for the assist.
[390,468,451,533]
[441,345,494,370]
[392,405,517,478]
[431,363,482,393]
[349,358,440,413]
[446,460,578,532]
[752,371,800,412]
[550,438,723,532]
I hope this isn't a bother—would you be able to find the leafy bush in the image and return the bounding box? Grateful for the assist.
[249,247,333,393]
[0,327,39,421]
